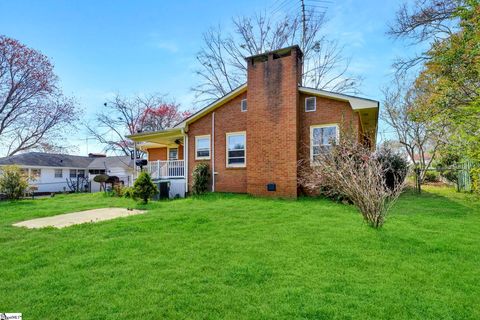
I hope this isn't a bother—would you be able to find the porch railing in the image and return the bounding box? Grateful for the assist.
[147,160,185,179]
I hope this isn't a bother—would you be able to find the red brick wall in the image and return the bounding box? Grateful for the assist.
[147,145,184,161]
[147,147,167,161]
[246,48,302,198]
[297,93,360,164]
[187,93,247,193]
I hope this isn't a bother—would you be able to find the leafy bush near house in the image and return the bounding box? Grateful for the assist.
[192,163,210,195]
[0,165,29,200]
[132,172,158,204]
[376,146,409,190]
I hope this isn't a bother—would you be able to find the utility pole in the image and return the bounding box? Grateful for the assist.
[301,0,306,50]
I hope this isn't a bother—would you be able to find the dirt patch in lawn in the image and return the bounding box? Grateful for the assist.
[13,208,146,229]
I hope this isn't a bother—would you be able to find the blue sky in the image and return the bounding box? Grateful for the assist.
[0,0,411,155]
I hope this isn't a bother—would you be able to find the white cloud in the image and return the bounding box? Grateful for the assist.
[152,41,179,53]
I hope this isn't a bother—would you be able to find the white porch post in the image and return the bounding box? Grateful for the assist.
[133,142,137,179]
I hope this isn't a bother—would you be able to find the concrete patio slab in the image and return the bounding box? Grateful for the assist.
[13,208,146,229]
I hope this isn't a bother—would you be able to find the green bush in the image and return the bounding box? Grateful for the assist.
[132,172,158,204]
[424,170,440,182]
[123,187,135,199]
[192,163,210,195]
[112,184,125,197]
[0,165,29,200]
[376,146,409,190]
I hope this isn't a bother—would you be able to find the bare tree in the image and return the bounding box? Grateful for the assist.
[387,0,462,75]
[298,132,406,228]
[381,79,446,183]
[193,9,361,105]
[86,93,190,156]
[0,35,79,156]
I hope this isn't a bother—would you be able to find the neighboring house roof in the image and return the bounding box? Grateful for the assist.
[0,152,94,168]
[88,156,134,170]
[0,152,135,171]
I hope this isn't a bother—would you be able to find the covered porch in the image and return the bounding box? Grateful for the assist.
[127,128,188,198]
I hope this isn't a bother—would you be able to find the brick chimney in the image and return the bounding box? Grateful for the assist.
[245,46,303,198]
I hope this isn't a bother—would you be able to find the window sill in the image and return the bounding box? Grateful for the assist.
[226,166,246,170]
[195,157,210,161]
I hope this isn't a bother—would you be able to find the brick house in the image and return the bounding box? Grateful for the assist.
[127,46,379,199]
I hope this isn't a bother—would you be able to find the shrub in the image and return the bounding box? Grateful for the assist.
[376,146,409,190]
[123,187,135,199]
[436,153,460,183]
[298,138,406,228]
[132,172,158,204]
[424,171,440,182]
[0,165,29,200]
[472,167,480,194]
[93,174,109,192]
[112,184,126,197]
[192,163,210,195]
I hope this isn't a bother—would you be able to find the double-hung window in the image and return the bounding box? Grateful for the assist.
[168,148,178,160]
[226,132,246,167]
[195,135,211,160]
[310,124,338,161]
[54,169,63,178]
[305,97,316,112]
[241,99,247,112]
[30,168,41,180]
[70,169,77,178]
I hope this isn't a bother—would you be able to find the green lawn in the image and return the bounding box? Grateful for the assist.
[0,187,479,319]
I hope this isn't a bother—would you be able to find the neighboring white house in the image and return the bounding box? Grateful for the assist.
[0,152,134,193]
[88,156,135,192]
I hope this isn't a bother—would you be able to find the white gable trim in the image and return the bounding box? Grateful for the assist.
[298,87,379,110]
[175,84,247,129]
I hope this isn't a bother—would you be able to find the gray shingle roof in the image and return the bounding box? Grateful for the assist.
[0,152,95,168]
[88,156,134,169]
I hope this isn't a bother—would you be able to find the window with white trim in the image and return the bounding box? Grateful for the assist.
[241,99,247,112]
[168,148,178,160]
[77,170,85,178]
[195,135,210,160]
[54,169,63,178]
[311,125,338,160]
[305,97,316,112]
[30,168,41,180]
[70,169,77,178]
[226,132,246,167]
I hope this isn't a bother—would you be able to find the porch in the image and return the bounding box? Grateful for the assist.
[147,160,185,179]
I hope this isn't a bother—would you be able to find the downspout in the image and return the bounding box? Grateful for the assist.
[184,131,188,195]
[212,112,215,192]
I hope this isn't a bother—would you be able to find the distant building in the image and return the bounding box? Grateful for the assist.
[0,152,134,193]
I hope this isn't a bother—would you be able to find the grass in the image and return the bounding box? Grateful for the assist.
[0,186,479,319]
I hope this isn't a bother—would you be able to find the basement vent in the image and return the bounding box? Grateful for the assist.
[267,183,276,192]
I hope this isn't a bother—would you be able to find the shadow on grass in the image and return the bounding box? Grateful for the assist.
[393,186,476,218]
